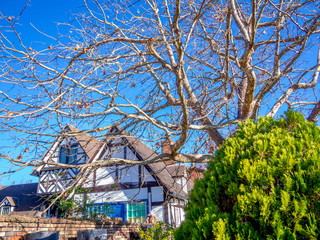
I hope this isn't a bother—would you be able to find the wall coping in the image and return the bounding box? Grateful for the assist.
[0,214,152,227]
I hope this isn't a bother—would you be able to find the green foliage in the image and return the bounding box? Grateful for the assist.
[50,186,91,218]
[175,111,320,240]
[86,203,115,221]
[56,197,77,218]
[139,221,173,240]
[50,186,114,221]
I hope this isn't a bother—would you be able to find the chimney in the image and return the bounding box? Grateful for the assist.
[161,139,171,154]
[161,139,174,165]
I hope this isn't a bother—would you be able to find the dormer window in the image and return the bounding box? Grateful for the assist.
[60,144,78,164]
[0,196,19,215]
[1,206,10,215]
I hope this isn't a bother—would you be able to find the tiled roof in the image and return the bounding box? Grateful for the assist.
[0,183,44,213]
[166,165,187,178]
[6,196,18,206]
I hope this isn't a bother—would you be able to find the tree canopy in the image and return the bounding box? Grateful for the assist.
[175,111,320,239]
[0,0,320,177]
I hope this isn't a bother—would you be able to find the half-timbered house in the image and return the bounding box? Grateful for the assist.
[30,125,195,226]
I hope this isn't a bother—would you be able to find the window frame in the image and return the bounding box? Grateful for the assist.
[59,143,78,164]
[1,206,10,215]
[127,202,147,223]
[173,205,182,227]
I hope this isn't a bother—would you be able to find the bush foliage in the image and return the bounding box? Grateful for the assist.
[139,221,173,240]
[175,111,320,239]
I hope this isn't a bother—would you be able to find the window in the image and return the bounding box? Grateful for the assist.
[127,202,146,223]
[86,204,117,220]
[173,206,182,227]
[1,206,10,215]
[87,205,105,214]
[60,144,78,164]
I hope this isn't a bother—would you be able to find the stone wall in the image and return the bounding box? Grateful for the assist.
[0,215,145,240]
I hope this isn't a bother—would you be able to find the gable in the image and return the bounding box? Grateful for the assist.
[95,127,185,195]
[39,137,88,171]
[32,125,101,175]
[0,197,13,207]
[94,136,157,184]
[99,144,138,161]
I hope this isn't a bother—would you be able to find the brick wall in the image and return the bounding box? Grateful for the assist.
[0,215,146,240]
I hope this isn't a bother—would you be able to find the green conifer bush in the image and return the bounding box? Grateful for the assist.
[175,111,320,239]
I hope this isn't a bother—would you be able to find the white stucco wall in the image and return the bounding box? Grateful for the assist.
[151,186,164,202]
[80,187,149,203]
[127,148,138,160]
[151,206,164,222]
[95,167,116,186]
[142,167,155,182]
[119,165,139,183]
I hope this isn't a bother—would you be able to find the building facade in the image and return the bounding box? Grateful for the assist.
[29,125,195,226]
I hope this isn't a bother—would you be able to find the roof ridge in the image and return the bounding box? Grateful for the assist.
[1,182,38,187]
[65,124,100,141]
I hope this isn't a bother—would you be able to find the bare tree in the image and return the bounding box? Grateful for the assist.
[0,0,320,175]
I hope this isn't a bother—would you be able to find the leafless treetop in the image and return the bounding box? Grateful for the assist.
[0,0,320,171]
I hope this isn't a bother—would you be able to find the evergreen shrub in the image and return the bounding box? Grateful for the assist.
[175,111,320,239]
[139,221,173,240]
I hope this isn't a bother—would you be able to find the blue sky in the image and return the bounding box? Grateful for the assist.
[0,0,86,50]
[0,0,319,186]
[0,0,84,185]
[1,0,82,33]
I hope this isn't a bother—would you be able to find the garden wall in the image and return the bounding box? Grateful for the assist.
[0,215,146,240]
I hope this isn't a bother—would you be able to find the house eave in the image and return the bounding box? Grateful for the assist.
[168,192,189,201]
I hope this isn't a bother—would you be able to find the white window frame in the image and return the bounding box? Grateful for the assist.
[1,206,10,215]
